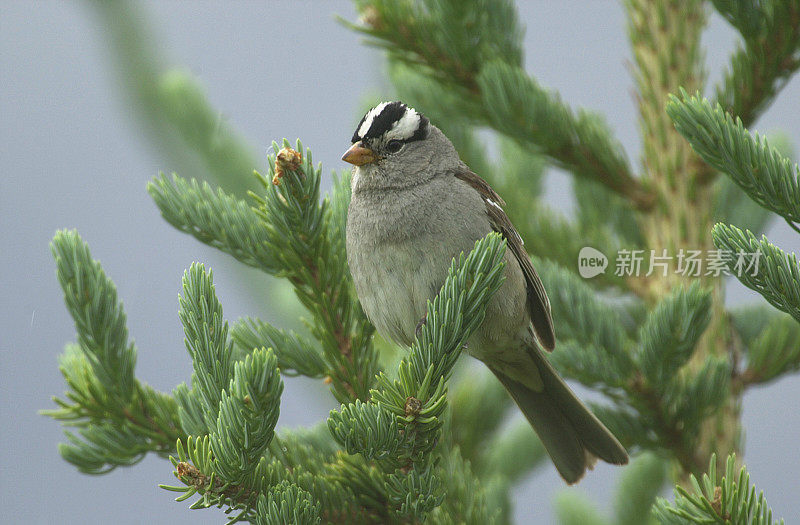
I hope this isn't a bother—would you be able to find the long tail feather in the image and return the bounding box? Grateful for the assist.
[489,345,628,483]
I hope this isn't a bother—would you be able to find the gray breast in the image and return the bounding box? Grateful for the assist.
[346,176,490,346]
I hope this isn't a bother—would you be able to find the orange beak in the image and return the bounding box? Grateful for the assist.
[341,142,377,166]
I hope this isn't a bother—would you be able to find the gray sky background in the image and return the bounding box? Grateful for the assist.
[2,2,798,523]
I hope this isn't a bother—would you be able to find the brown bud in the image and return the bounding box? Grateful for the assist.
[404,396,422,417]
[711,486,722,516]
[359,5,384,31]
[176,461,201,481]
[274,147,303,184]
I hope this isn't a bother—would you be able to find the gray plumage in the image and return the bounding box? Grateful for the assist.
[344,101,628,483]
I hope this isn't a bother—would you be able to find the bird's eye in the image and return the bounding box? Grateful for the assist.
[385,139,403,153]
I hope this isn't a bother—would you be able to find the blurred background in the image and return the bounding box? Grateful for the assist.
[2,1,798,523]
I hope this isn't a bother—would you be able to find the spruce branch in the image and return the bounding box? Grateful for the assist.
[711,0,768,38]
[654,453,784,524]
[714,175,774,236]
[667,357,731,435]
[59,422,152,475]
[537,258,634,389]
[737,312,800,387]
[171,382,208,439]
[45,231,183,472]
[51,229,137,402]
[493,264,723,471]
[612,452,667,525]
[447,369,513,465]
[232,317,327,378]
[349,0,524,94]
[328,401,401,461]
[712,224,800,323]
[520,206,631,290]
[251,142,378,403]
[551,281,726,473]
[427,448,503,525]
[163,430,368,523]
[178,263,236,433]
[621,381,702,475]
[177,266,284,494]
[636,282,712,390]
[479,420,546,485]
[162,267,349,521]
[148,174,279,272]
[163,436,260,520]
[554,492,609,525]
[626,0,716,302]
[150,147,375,401]
[476,61,649,208]
[717,131,798,235]
[667,92,800,229]
[729,304,777,346]
[211,348,283,485]
[585,404,657,453]
[254,481,322,525]
[625,352,730,478]
[348,1,652,210]
[573,177,646,248]
[385,463,444,520]
[713,0,800,127]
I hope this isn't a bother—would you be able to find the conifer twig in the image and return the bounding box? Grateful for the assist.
[251,142,378,402]
[654,453,784,524]
[45,230,183,473]
[713,0,800,127]
[712,224,800,324]
[667,91,800,228]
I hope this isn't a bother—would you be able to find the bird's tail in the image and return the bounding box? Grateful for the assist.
[489,345,628,484]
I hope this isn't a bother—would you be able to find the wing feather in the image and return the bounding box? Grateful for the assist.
[454,167,556,350]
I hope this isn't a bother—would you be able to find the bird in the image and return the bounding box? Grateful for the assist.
[342,101,628,483]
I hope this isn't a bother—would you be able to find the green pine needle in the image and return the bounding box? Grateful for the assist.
[667,91,800,227]
[51,229,137,402]
[637,281,712,389]
[742,312,800,385]
[654,453,784,525]
[211,348,283,484]
[148,174,279,272]
[713,224,800,323]
[232,317,327,378]
[712,0,800,126]
[178,263,236,428]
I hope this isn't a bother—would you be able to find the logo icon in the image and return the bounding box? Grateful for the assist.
[578,246,608,278]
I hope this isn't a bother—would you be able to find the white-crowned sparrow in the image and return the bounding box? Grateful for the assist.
[343,101,628,483]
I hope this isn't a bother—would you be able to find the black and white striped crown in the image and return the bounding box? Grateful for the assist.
[352,101,429,144]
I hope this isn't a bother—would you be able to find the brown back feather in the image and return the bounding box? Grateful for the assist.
[454,167,556,350]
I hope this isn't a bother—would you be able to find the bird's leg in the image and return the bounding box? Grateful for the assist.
[415,313,427,338]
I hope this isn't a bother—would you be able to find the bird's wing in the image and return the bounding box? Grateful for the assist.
[454,166,556,350]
